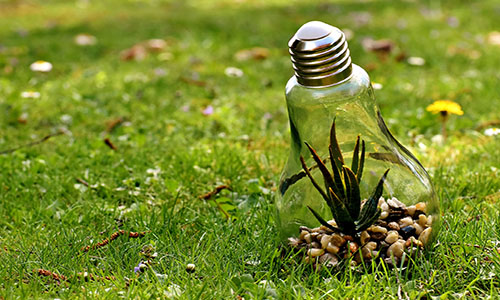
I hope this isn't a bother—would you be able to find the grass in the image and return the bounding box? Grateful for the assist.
[0,0,499,298]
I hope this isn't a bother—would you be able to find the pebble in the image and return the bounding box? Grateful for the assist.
[311,242,320,249]
[407,205,416,217]
[327,220,337,227]
[385,231,399,244]
[399,217,413,227]
[369,225,388,234]
[360,231,370,245]
[319,253,338,267]
[401,225,416,239]
[186,264,196,273]
[380,211,389,219]
[370,232,387,241]
[304,233,312,244]
[331,234,346,247]
[388,222,400,231]
[415,202,427,213]
[299,230,308,240]
[405,236,423,248]
[418,227,432,245]
[387,240,405,258]
[307,248,325,257]
[320,235,331,249]
[413,223,424,235]
[349,242,359,254]
[426,215,433,226]
[326,242,340,254]
[365,241,378,251]
[299,226,311,233]
[418,215,427,227]
[288,237,300,247]
[380,202,389,212]
[361,247,372,259]
[311,232,320,240]
[378,197,386,206]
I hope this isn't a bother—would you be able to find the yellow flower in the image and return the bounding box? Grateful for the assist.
[426,100,464,116]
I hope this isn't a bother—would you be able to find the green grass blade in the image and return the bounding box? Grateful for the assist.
[343,166,361,220]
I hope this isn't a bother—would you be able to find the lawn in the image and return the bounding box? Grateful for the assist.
[1,0,499,298]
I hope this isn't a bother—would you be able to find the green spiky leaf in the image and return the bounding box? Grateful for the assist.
[343,166,361,220]
[299,156,333,211]
[304,142,337,197]
[328,187,354,232]
[356,208,381,231]
[357,140,365,183]
[329,121,344,170]
[307,206,338,232]
[328,145,346,200]
[358,169,389,225]
[351,135,360,176]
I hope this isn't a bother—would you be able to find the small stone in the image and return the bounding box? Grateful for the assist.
[326,242,339,254]
[388,222,400,231]
[288,237,301,247]
[401,226,416,239]
[311,242,321,249]
[380,202,389,212]
[186,263,196,273]
[415,202,427,213]
[414,223,424,235]
[426,215,433,226]
[418,227,432,245]
[331,234,346,247]
[311,227,322,233]
[370,232,387,240]
[360,231,370,245]
[319,253,339,267]
[369,225,388,234]
[299,230,308,241]
[386,240,405,258]
[361,247,372,259]
[418,214,428,227]
[399,217,413,228]
[320,235,331,249]
[407,205,416,217]
[344,235,354,242]
[405,236,423,248]
[384,257,399,267]
[365,241,378,251]
[349,242,359,254]
[327,219,337,227]
[299,226,311,233]
[310,232,320,240]
[307,248,325,257]
[380,211,389,219]
[304,233,312,244]
[378,197,386,206]
[385,231,399,244]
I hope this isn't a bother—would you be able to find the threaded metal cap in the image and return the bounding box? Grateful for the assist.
[289,21,353,87]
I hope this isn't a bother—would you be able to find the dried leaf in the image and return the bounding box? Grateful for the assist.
[234,47,270,61]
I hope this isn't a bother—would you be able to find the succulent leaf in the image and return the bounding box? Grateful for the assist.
[358,169,389,225]
[357,140,365,182]
[351,135,360,176]
[343,167,361,220]
[329,121,345,170]
[307,206,338,232]
[299,156,333,210]
[304,142,337,197]
[328,187,354,232]
[356,208,381,231]
[328,145,346,200]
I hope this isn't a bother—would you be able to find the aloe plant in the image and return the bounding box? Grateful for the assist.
[300,120,390,236]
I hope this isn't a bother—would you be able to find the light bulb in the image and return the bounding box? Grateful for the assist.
[276,21,439,252]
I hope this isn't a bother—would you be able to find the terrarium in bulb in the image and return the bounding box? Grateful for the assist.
[276,21,439,267]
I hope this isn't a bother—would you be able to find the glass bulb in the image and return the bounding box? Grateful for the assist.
[276,21,439,246]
